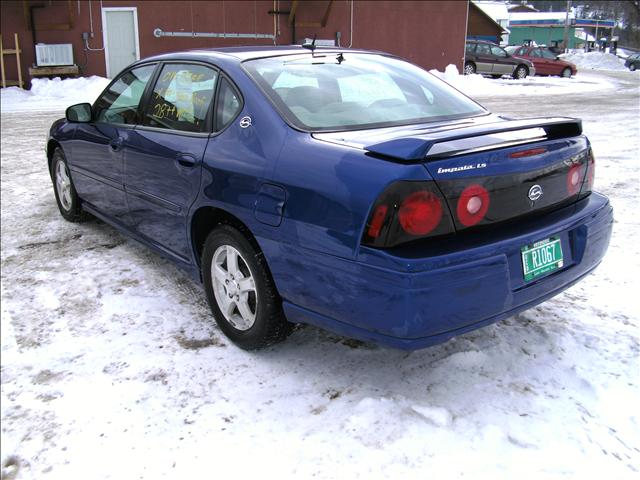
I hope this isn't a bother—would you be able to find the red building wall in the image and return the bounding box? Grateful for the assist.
[1,0,468,87]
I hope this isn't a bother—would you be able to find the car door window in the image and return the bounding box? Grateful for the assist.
[490,46,507,58]
[144,64,218,133]
[465,43,476,53]
[215,77,242,130]
[94,64,156,125]
[530,49,542,58]
[476,44,491,55]
[541,49,557,60]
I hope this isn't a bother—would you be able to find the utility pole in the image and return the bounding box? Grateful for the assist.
[562,0,572,53]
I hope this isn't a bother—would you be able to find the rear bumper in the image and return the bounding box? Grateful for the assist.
[262,193,613,349]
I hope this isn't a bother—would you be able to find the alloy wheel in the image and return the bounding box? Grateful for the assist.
[55,160,73,211]
[211,244,258,331]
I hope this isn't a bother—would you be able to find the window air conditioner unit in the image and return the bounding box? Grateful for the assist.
[35,44,74,67]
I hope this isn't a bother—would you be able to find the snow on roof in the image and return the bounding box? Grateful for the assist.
[575,29,596,42]
[509,11,575,21]
[472,1,509,22]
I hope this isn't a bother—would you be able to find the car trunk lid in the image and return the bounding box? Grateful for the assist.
[315,116,591,234]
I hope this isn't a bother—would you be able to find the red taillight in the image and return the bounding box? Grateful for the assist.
[456,184,490,227]
[567,163,584,196]
[362,181,455,248]
[367,204,388,238]
[398,191,443,235]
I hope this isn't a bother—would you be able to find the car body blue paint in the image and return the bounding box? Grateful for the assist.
[264,193,612,348]
[48,46,613,349]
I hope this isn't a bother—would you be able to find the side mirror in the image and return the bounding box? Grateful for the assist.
[66,103,92,123]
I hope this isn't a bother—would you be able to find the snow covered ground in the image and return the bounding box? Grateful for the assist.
[0,76,110,113]
[430,64,621,97]
[1,70,639,479]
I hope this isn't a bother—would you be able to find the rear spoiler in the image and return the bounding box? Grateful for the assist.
[364,117,582,162]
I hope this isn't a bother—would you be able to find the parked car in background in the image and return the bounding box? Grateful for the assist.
[506,46,577,77]
[47,46,611,351]
[624,53,640,71]
[465,40,535,79]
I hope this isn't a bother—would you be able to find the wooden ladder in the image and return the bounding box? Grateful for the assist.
[0,33,24,88]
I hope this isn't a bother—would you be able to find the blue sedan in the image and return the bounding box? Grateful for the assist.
[46,46,613,350]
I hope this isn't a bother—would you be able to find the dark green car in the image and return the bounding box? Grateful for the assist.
[624,53,640,71]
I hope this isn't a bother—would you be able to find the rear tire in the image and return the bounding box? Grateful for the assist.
[561,67,572,78]
[51,148,88,222]
[464,62,476,75]
[202,225,293,350]
[513,65,529,79]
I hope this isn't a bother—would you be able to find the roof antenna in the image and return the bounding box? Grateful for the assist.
[302,34,317,57]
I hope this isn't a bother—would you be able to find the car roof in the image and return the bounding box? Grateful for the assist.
[139,45,378,63]
[467,40,500,46]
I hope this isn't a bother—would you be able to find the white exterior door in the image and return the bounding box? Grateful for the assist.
[102,8,140,78]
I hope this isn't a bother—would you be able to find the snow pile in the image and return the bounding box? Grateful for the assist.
[0,76,110,113]
[559,51,627,71]
[429,64,616,97]
[429,64,494,95]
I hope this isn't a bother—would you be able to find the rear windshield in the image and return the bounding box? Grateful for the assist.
[243,53,486,131]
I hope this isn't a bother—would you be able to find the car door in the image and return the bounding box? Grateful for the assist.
[490,45,514,75]
[123,62,217,261]
[474,43,495,74]
[540,48,561,75]
[528,48,547,75]
[69,64,157,221]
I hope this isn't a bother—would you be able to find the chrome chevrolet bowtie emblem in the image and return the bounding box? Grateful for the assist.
[528,184,543,201]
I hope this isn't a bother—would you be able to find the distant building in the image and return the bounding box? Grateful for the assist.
[0,0,469,88]
[508,11,615,48]
[472,1,510,44]
[507,2,539,14]
[468,1,509,45]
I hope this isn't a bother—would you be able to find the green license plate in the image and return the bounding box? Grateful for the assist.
[521,237,563,282]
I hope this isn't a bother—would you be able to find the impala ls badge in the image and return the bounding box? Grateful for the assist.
[239,116,252,128]
[528,184,544,201]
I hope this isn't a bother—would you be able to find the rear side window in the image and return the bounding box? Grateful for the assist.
[215,78,242,130]
[144,64,218,133]
[94,64,156,125]
[465,43,476,53]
